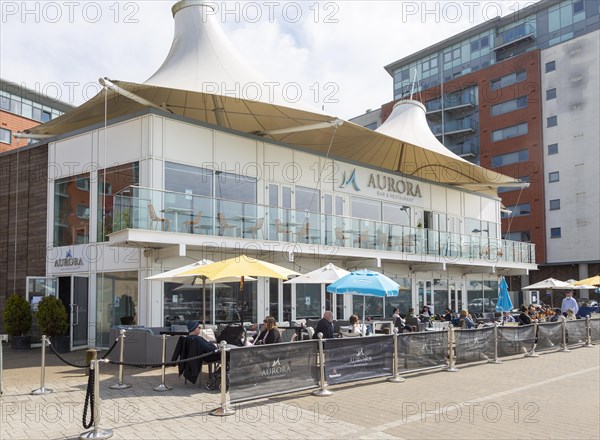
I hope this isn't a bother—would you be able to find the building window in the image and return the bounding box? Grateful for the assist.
[546,88,557,100]
[502,203,531,218]
[549,199,561,210]
[492,123,528,142]
[549,171,560,182]
[491,96,528,116]
[0,127,11,144]
[490,70,527,90]
[547,116,558,127]
[548,143,559,155]
[550,227,561,238]
[503,231,531,242]
[573,0,584,14]
[76,177,90,191]
[545,61,556,72]
[491,149,529,168]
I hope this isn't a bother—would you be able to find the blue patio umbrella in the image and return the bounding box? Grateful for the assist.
[327,269,400,335]
[495,276,513,313]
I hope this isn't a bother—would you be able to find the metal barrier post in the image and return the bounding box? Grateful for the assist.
[488,321,502,364]
[525,322,539,357]
[584,316,593,347]
[445,326,459,372]
[387,329,405,383]
[210,341,235,416]
[312,333,333,396]
[560,318,570,352]
[80,359,113,439]
[31,335,53,395]
[109,329,131,390]
[154,334,172,391]
[0,334,7,395]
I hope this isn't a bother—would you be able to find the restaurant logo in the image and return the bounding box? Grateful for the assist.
[261,357,291,377]
[328,367,341,379]
[339,169,361,191]
[349,348,372,366]
[367,174,422,198]
[54,249,84,268]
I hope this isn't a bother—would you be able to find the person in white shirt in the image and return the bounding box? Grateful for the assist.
[561,291,579,316]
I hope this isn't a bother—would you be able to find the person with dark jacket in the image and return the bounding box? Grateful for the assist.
[254,316,282,345]
[518,305,532,325]
[171,320,219,384]
[313,310,334,339]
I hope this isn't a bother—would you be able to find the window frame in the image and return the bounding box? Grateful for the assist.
[549,199,561,210]
[0,127,11,144]
[545,61,556,73]
[548,143,559,155]
[549,171,560,183]
[550,227,561,238]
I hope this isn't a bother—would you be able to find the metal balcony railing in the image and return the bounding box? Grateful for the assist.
[112,186,536,265]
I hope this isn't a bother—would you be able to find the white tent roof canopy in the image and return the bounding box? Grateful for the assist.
[23,0,527,192]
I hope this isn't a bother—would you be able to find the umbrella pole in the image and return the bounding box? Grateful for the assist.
[362,296,366,337]
[240,276,245,325]
[202,277,206,329]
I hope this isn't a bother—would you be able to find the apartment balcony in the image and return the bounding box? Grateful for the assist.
[449,141,479,158]
[444,90,477,114]
[493,23,536,52]
[108,186,536,268]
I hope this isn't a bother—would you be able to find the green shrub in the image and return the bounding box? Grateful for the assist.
[36,296,68,337]
[3,294,32,336]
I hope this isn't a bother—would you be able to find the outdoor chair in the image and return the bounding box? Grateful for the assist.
[183,211,203,234]
[148,204,170,231]
[217,212,237,236]
[243,217,264,239]
[274,219,292,240]
[335,227,348,246]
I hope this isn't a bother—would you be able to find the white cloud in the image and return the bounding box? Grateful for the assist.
[0,1,539,119]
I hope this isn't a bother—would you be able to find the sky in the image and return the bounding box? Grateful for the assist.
[1,1,539,120]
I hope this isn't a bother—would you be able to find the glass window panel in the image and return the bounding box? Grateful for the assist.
[491,149,529,167]
[0,128,11,144]
[545,60,556,72]
[549,199,560,210]
[97,162,139,242]
[547,116,558,127]
[550,227,561,238]
[546,88,557,100]
[548,143,559,155]
[549,171,560,182]
[295,186,320,213]
[97,271,138,347]
[296,284,321,319]
[54,174,90,246]
[351,197,381,221]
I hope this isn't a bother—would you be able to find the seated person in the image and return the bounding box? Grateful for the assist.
[171,320,220,384]
[458,310,475,329]
[253,316,282,345]
[566,308,577,320]
[349,314,368,335]
[419,305,432,323]
[518,305,532,325]
[501,311,516,323]
[313,310,334,339]
[442,308,454,322]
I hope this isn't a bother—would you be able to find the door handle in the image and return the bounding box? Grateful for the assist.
[72,304,79,326]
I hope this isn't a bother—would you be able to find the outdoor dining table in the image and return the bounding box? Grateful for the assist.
[162,206,193,232]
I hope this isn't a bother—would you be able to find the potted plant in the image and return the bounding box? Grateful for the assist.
[3,294,33,350]
[36,296,70,353]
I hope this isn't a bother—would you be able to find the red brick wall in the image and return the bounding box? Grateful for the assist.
[0,111,41,153]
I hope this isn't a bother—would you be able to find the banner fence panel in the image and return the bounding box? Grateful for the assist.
[229,340,319,403]
[565,320,587,346]
[324,335,393,385]
[399,331,448,372]
[536,322,562,351]
[589,317,600,343]
[497,325,535,357]
[455,327,495,364]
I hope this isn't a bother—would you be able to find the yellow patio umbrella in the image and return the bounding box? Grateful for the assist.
[178,255,300,323]
[574,275,600,287]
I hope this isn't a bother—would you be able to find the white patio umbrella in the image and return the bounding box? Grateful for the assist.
[283,263,350,285]
[521,278,573,290]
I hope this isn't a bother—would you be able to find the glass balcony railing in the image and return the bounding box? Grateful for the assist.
[112,186,536,264]
[449,141,479,157]
[494,23,536,50]
[444,90,477,109]
[444,118,478,134]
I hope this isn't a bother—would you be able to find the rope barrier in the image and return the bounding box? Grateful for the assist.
[106,349,220,369]
[82,367,95,429]
[48,343,89,369]
[101,338,119,360]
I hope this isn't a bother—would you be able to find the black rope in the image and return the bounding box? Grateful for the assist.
[107,349,221,368]
[101,338,119,360]
[82,368,95,429]
[48,341,89,369]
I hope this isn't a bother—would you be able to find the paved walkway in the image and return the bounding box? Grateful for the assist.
[1,342,599,440]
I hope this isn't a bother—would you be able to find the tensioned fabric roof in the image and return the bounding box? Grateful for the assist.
[25,81,521,192]
[25,0,524,193]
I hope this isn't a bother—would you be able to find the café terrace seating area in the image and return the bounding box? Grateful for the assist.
[111,186,535,264]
